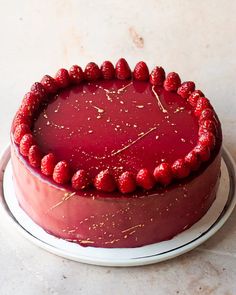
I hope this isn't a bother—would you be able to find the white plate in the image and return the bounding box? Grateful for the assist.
[0,146,235,267]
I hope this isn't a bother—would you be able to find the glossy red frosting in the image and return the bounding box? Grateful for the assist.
[11,71,222,248]
[11,144,221,247]
[33,80,199,176]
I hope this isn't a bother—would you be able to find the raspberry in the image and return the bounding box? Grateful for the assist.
[177,81,195,99]
[41,153,56,176]
[164,72,181,92]
[136,168,155,190]
[118,171,136,193]
[22,91,40,106]
[199,120,216,135]
[13,112,30,131]
[187,90,204,107]
[199,108,215,123]
[94,170,117,192]
[13,123,31,144]
[171,159,190,179]
[199,132,216,150]
[198,126,208,136]
[194,144,210,162]
[28,145,42,168]
[184,151,200,171]
[19,133,34,157]
[53,161,70,184]
[72,169,90,190]
[69,65,84,84]
[153,163,172,186]
[115,58,131,80]
[133,61,149,81]
[194,97,212,117]
[55,68,70,88]
[84,62,101,81]
[150,66,165,86]
[31,82,46,100]
[20,92,40,117]
[41,75,58,94]
[101,61,115,80]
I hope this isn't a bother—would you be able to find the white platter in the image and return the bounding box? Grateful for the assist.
[0,146,235,267]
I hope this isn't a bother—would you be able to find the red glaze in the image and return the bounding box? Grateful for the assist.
[11,73,222,248]
[11,143,221,248]
[33,80,199,177]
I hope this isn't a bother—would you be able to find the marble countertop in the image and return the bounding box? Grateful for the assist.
[1,1,236,294]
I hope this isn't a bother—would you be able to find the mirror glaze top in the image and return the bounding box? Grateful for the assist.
[33,80,199,177]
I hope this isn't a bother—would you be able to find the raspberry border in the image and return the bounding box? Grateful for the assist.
[12,59,221,194]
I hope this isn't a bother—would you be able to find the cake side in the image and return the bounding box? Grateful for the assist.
[11,141,221,248]
[10,59,223,248]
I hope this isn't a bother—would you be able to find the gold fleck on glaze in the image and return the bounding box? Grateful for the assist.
[117,82,132,94]
[136,105,144,109]
[174,106,185,113]
[121,224,142,233]
[104,239,120,245]
[151,85,168,114]
[110,126,157,157]
[91,104,105,114]
[128,230,136,236]
[79,240,95,244]
[48,192,76,211]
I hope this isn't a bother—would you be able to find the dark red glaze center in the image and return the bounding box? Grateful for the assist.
[33,80,199,177]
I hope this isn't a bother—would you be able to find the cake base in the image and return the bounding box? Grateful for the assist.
[0,146,235,267]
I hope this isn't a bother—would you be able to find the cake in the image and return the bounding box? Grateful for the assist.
[11,59,222,248]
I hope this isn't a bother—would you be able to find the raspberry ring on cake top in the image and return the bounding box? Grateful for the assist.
[11,59,222,248]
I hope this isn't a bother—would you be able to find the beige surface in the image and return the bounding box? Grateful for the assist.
[0,0,236,294]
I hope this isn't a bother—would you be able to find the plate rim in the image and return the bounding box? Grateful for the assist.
[0,145,235,267]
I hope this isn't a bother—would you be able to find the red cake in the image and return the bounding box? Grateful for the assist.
[11,59,222,248]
